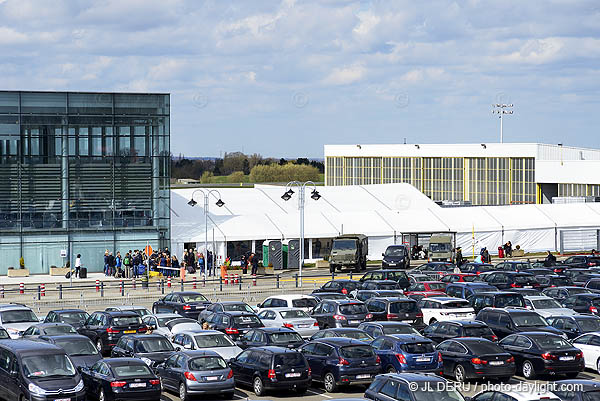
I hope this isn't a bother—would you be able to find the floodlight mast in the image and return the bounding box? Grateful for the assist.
[492,103,514,143]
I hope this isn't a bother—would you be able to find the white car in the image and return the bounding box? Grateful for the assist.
[162,317,203,340]
[0,304,40,338]
[171,329,242,360]
[256,308,319,338]
[257,294,319,313]
[523,296,577,318]
[572,332,600,373]
[472,385,561,401]
[418,297,475,325]
[142,313,181,337]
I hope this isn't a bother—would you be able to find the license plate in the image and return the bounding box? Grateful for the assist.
[129,383,146,388]
[416,358,430,362]
[524,286,533,289]
[402,320,413,323]
[124,330,136,334]
[489,361,503,366]
[206,376,219,381]
[560,356,575,361]
[356,374,370,379]
[285,372,301,378]
[55,399,70,401]
[350,320,360,324]
[299,324,309,328]
[388,263,396,266]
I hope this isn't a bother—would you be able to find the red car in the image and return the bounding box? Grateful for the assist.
[405,281,446,293]
[440,273,479,283]
[404,291,445,302]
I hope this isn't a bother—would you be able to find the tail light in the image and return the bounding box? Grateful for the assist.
[110,381,126,387]
[268,369,276,379]
[416,313,423,318]
[227,369,234,379]
[138,326,147,333]
[308,368,312,376]
[507,356,515,363]
[376,355,381,364]
[183,305,192,311]
[225,328,239,335]
[338,357,350,366]
[333,314,347,321]
[342,288,348,295]
[541,353,557,361]
[590,306,598,314]
[471,358,488,365]
[184,372,197,381]
[387,314,399,320]
[491,335,498,341]
[106,327,119,334]
[396,354,406,364]
[438,352,442,362]
[576,352,583,360]
[366,313,373,320]
[149,379,160,386]
[283,323,294,328]
[510,283,521,288]
[313,321,319,326]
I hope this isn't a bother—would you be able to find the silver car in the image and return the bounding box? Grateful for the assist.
[172,330,242,360]
[257,308,319,338]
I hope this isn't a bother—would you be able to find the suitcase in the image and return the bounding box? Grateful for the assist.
[65,271,71,279]
[79,267,87,279]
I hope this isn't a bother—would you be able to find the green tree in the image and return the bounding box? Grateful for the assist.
[249,163,319,183]
[228,171,245,183]
[200,171,214,183]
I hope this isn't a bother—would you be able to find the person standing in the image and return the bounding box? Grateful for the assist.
[455,247,463,267]
[74,254,82,278]
[251,252,259,276]
[115,252,122,277]
[108,252,116,277]
[103,250,109,276]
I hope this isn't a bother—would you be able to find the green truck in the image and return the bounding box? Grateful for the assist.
[328,234,368,273]
[428,234,454,263]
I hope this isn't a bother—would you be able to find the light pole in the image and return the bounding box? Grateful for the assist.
[187,189,225,275]
[492,103,514,143]
[281,181,321,286]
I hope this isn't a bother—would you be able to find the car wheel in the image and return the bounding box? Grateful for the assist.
[99,389,106,401]
[96,338,103,353]
[179,382,188,401]
[454,364,466,382]
[324,372,338,393]
[387,366,396,373]
[253,376,265,396]
[522,360,536,379]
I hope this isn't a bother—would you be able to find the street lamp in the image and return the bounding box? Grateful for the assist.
[187,189,225,275]
[492,103,514,143]
[281,181,320,286]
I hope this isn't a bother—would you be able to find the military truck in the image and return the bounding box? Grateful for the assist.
[428,234,454,263]
[328,234,368,273]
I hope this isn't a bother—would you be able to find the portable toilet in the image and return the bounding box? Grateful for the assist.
[287,239,300,269]
[262,240,270,267]
[265,240,283,270]
[281,240,289,269]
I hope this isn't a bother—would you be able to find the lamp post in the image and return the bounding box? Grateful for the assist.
[492,103,514,143]
[187,189,225,275]
[281,181,321,286]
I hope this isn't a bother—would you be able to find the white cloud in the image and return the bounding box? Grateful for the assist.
[323,64,366,85]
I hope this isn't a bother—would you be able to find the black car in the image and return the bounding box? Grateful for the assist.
[445,283,498,300]
[357,322,421,339]
[437,338,516,382]
[361,280,401,291]
[311,300,371,329]
[299,338,380,392]
[22,322,77,339]
[152,291,211,319]
[554,380,600,401]
[499,332,584,379]
[237,327,305,349]
[483,271,540,290]
[495,261,532,272]
[0,339,86,401]
[508,288,542,297]
[230,346,311,395]
[460,263,494,275]
[44,308,90,330]
[355,290,404,302]
[423,320,497,344]
[81,358,161,401]
[469,291,526,314]
[359,270,410,289]
[564,268,594,281]
[364,297,423,327]
[197,301,255,323]
[111,334,176,367]
[543,286,591,302]
[365,373,464,401]
[546,315,600,339]
[312,280,361,296]
[585,278,600,293]
[411,262,455,275]
[206,311,264,340]
[573,273,600,287]
[382,245,410,269]
[562,293,600,315]
[312,293,350,302]
[536,275,574,289]
[475,308,564,339]
[563,255,600,268]
[78,311,148,354]
[310,327,374,343]
[38,334,102,369]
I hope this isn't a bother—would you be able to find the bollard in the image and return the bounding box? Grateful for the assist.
[253,274,257,286]
[95,279,100,292]
[100,282,104,297]
[132,277,136,290]
[167,277,171,288]
[239,276,242,291]
[120,280,124,296]
[295,274,299,288]
[0,285,4,299]
[37,285,41,301]
[224,274,228,285]
[220,276,223,291]
[19,283,24,294]
[331,272,335,281]
[58,284,62,300]
[40,284,45,297]
[203,274,206,288]
[161,279,165,295]
[349,271,353,280]
[181,277,184,292]
[235,274,239,285]
[157,280,161,292]
[193,276,197,290]
[276,274,280,289]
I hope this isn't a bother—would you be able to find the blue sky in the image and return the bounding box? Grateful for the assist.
[1,0,599,158]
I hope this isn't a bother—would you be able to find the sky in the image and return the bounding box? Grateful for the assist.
[1,0,599,158]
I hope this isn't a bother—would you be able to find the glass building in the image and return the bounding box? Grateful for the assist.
[0,91,170,274]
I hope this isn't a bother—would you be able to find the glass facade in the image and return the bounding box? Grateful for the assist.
[325,156,536,205]
[558,184,600,197]
[0,91,170,274]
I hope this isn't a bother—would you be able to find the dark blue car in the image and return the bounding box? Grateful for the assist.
[298,338,380,393]
[445,282,498,300]
[370,334,442,374]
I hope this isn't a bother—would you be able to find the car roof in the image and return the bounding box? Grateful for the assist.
[369,297,411,302]
[0,304,32,311]
[120,334,167,341]
[517,331,564,338]
[104,311,140,317]
[218,301,249,305]
[223,311,257,316]
[32,322,73,327]
[107,305,148,310]
[266,307,307,312]
[449,282,493,287]
[426,297,467,303]
[386,334,430,343]
[315,338,366,346]
[452,337,496,345]
[381,372,446,383]
[180,349,221,358]
[443,320,487,327]
[50,309,86,313]
[324,327,364,332]
[250,346,300,354]
[180,330,223,336]
[329,299,364,305]
[573,315,600,320]
[265,294,316,300]
[361,321,412,327]
[40,334,91,342]
[102,357,150,366]
[171,291,207,296]
[149,313,181,318]
[0,339,63,356]
[255,327,296,333]
[524,296,555,300]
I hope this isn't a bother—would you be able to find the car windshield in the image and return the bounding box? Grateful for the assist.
[583,391,600,401]
[194,334,235,348]
[339,304,368,314]
[401,342,435,354]
[337,331,373,341]
[413,386,466,401]
[332,239,357,251]
[428,283,446,291]
[318,294,347,300]
[166,318,198,329]
[462,276,478,282]
[270,332,303,344]
[551,278,571,286]
[340,345,375,359]
[135,338,174,353]
[1,310,38,323]
[44,325,76,335]
[472,286,496,294]
[512,314,548,327]
[112,316,142,326]
[233,315,261,325]
[280,310,309,319]
[157,316,180,326]
[22,354,76,378]
[442,301,470,309]
[58,312,89,324]
[514,275,536,284]
[577,318,600,332]
[54,338,98,356]
[292,298,318,308]
[463,327,495,338]
[533,336,572,350]
[189,356,227,371]
[429,243,451,252]
[223,304,254,313]
[532,298,562,309]
[385,247,406,256]
[495,294,525,308]
[382,326,420,335]
[468,341,504,354]
[390,302,418,313]
[181,294,208,302]
[128,308,150,317]
[274,353,306,368]
[113,364,154,378]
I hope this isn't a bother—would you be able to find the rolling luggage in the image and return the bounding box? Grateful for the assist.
[79,267,87,279]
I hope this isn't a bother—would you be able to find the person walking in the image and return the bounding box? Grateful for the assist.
[455,247,463,267]
[251,252,259,276]
[198,253,205,276]
[115,252,122,278]
[103,250,109,276]
[123,252,131,278]
[74,254,82,278]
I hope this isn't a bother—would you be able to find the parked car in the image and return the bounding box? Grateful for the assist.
[418,297,475,325]
[405,292,444,302]
[546,315,600,339]
[162,317,204,340]
[78,311,147,354]
[311,300,371,329]
[499,332,584,379]
[483,271,540,290]
[411,262,455,276]
[312,280,362,296]
[572,332,600,373]
[371,334,442,374]
[171,329,242,359]
[156,350,235,400]
[561,293,600,315]
[81,358,161,401]
[299,338,379,392]
[509,288,542,297]
[355,290,404,302]
[585,278,600,294]
[359,270,410,289]
[563,255,600,268]
[44,308,90,330]
[495,261,532,272]
[358,322,420,339]
[111,334,176,367]
[440,273,479,283]
[257,294,319,313]
[408,274,433,285]
[475,308,565,339]
[382,245,410,269]
[460,263,494,275]
[536,275,573,289]
[206,311,264,341]
[445,283,498,300]
[365,372,466,401]
[312,292,350,302]
[437,338,516,382]
[152,291,211,319]
[257,308,319,338]
[523,295,577,318]
[361,280,402,291]
[0,304,41,338]
[38,334,102,369]
[469,291,526,314]
[554,380,600,401]
[310,327,374,343]
[105,305,151,317]
[142,313,181,336]
[22,322,77,339]
[198,301,255,323]
[405,281,446,294]
[572,273,600,287]
[543,286,591,302]
[423,320,497,344]
[230,346,311,395]
[472,385,562,401]
[364,297,424,328]
[237,327,305,349]
[0,339,86,401]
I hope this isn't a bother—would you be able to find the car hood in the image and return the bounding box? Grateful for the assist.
[209,346,242,360]
[4,322,38,337]
[28,375,81,392]
[384,256,406,261]
[516,325,563,335]
[70,354,102,369]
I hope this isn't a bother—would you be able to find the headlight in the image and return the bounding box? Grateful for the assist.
[140,357,153,366]
[28,382,48,396]
[74,379,84,392]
